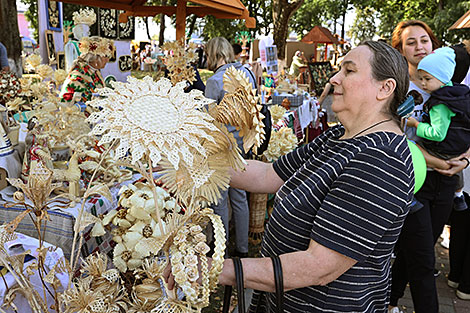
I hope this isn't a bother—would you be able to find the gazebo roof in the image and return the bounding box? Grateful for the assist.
[449,9,470,29]
[57,0,255,29]
[301,26,338,44]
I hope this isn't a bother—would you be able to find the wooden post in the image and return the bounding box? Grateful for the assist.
[313,43,317,62]
[176,0,187,40]
[324,43,328,61]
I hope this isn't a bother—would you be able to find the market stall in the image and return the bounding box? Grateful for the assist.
[56,0,256,40]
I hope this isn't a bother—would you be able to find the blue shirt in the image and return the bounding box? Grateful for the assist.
[0,42,8,68]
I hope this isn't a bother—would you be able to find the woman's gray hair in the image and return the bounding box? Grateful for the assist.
[360,41,410,123]
[205,37,234,71]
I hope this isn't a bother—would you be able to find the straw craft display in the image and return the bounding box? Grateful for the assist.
[269,104,287,124]
[0,63,267,312]
[213,66,266,154]
[72,7,97,26]
[263,127,298,162]
[162,38,198,85]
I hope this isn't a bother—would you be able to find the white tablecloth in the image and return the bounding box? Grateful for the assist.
[0,233,69,313]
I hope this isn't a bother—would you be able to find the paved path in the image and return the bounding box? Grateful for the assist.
[394,235,470,312]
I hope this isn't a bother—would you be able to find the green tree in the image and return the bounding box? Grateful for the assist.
[359,0,470,44]
[347,6,378,44]
[272,0,304,60]
[290,0,351,42]
[20,0,38,42]
[202,0,272,41]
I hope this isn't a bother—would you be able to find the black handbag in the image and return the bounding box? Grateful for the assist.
[222,256,284,313]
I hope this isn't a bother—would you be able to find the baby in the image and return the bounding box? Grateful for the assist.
[407,47,470,170]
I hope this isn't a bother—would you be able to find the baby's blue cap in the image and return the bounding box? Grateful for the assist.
[418,47,456,84]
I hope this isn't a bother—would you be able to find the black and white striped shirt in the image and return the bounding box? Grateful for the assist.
[249,125,414,312]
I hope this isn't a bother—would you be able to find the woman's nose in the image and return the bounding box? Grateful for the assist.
[330,72,340,85]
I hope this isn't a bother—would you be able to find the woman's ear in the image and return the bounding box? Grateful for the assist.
[377,78,396,101]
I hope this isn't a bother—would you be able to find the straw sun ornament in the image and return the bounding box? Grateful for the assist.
[87,76,217,170]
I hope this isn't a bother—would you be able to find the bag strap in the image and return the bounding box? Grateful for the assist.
[222,257,245,313]
[270,256,284,312]
[233,257,245,313]
[222,284,233,313]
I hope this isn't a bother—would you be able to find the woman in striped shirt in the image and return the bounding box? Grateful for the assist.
[165,41,415,312]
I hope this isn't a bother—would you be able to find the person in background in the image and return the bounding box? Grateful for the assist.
[232,43,243,62]
[0,42,10,72]
[446,41,470,301]
[289,50,306,77]
[59,36,114,104]
[389,20,470,313]
[406,47,470,164]
[204,36,256,258]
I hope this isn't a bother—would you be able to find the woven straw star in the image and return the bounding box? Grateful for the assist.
[213,66,266,154]
[159,121,245,205]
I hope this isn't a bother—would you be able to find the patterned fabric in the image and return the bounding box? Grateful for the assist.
[249,125,414,312]
[0,186,119,259]
[59,60,105,103]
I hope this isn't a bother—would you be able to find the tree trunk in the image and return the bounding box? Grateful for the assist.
[341,0,348,48]
[145,17,151,40]
[272,0,304,60]
[186,14,197,42]
[0,0,22,75]
[159,0,167,46]
[438,0,444,10]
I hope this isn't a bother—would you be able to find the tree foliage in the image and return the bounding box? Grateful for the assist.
[291,0,347,38]
[361,0,470,44]
[347,6,378,45]
[20,0,38,42]
[202,0,272,42]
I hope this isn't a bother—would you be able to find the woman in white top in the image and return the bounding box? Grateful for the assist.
[389,20,470,313]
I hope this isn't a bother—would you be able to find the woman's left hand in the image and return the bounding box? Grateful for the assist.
[434,157,467,176]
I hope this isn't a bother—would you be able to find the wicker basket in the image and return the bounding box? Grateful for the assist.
[248,192,268,244]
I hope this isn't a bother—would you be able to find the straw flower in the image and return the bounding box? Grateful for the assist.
[36,64,54,80]
[6,97,25,112]
[270,105,287,124]
[53,69,68,86]
[25,54,42,71]
[7,161,62,213]
[73,8,97,26]
[113,240,144,272]
[263,127,298,162]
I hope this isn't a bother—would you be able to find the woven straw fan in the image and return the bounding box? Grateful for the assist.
[216,66,266,154]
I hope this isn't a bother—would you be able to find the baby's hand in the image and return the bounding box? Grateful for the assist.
[406,117,419,128]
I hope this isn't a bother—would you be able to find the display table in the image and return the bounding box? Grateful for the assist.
[0,185,120,259]
[0,232,69,313]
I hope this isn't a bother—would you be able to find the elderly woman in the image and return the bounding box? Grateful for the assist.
[167,40,414,311]
[59,36,114,103]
